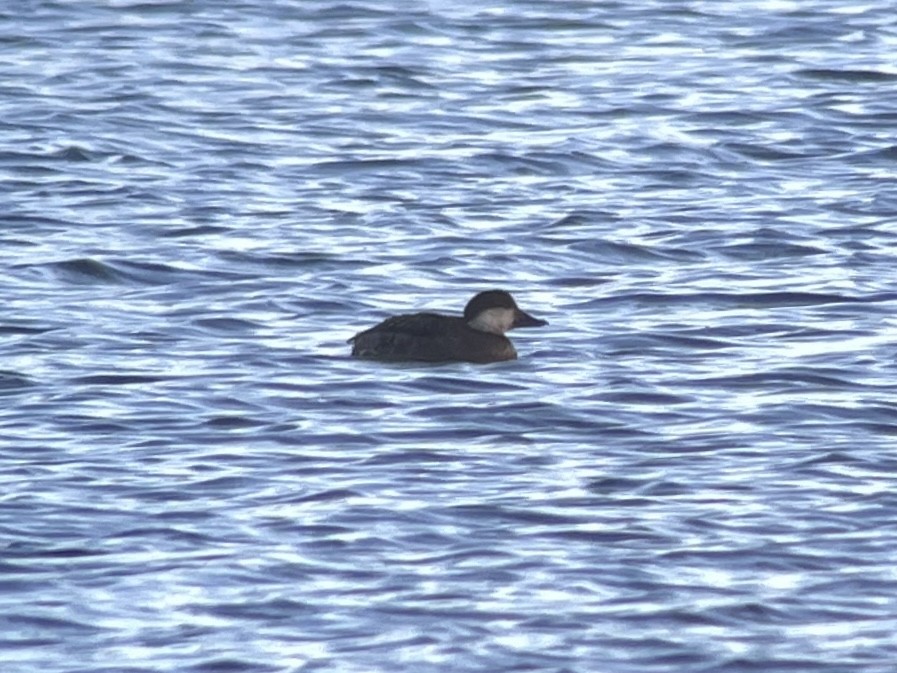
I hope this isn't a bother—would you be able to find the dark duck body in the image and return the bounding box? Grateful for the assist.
[348,290,548,363]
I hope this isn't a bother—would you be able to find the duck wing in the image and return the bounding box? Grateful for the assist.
[348,313,465,361]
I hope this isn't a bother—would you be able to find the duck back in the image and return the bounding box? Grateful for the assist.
[348,313,517,363]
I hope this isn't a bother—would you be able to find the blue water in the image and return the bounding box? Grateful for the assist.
[3,1,897,671]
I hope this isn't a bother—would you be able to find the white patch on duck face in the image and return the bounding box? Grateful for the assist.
[467,307,516,334]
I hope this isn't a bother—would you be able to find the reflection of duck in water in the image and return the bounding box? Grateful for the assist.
[348,290,548,363]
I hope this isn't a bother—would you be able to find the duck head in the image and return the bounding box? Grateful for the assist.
[464,290,549,335]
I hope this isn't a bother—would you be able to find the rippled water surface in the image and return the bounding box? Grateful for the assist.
[4,1,897,671]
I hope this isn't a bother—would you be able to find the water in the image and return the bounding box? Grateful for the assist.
[3,1,897,671]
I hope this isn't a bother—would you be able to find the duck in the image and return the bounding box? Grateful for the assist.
[348,290,548,363]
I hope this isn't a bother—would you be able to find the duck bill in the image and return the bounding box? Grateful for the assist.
[513,309,548,328]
